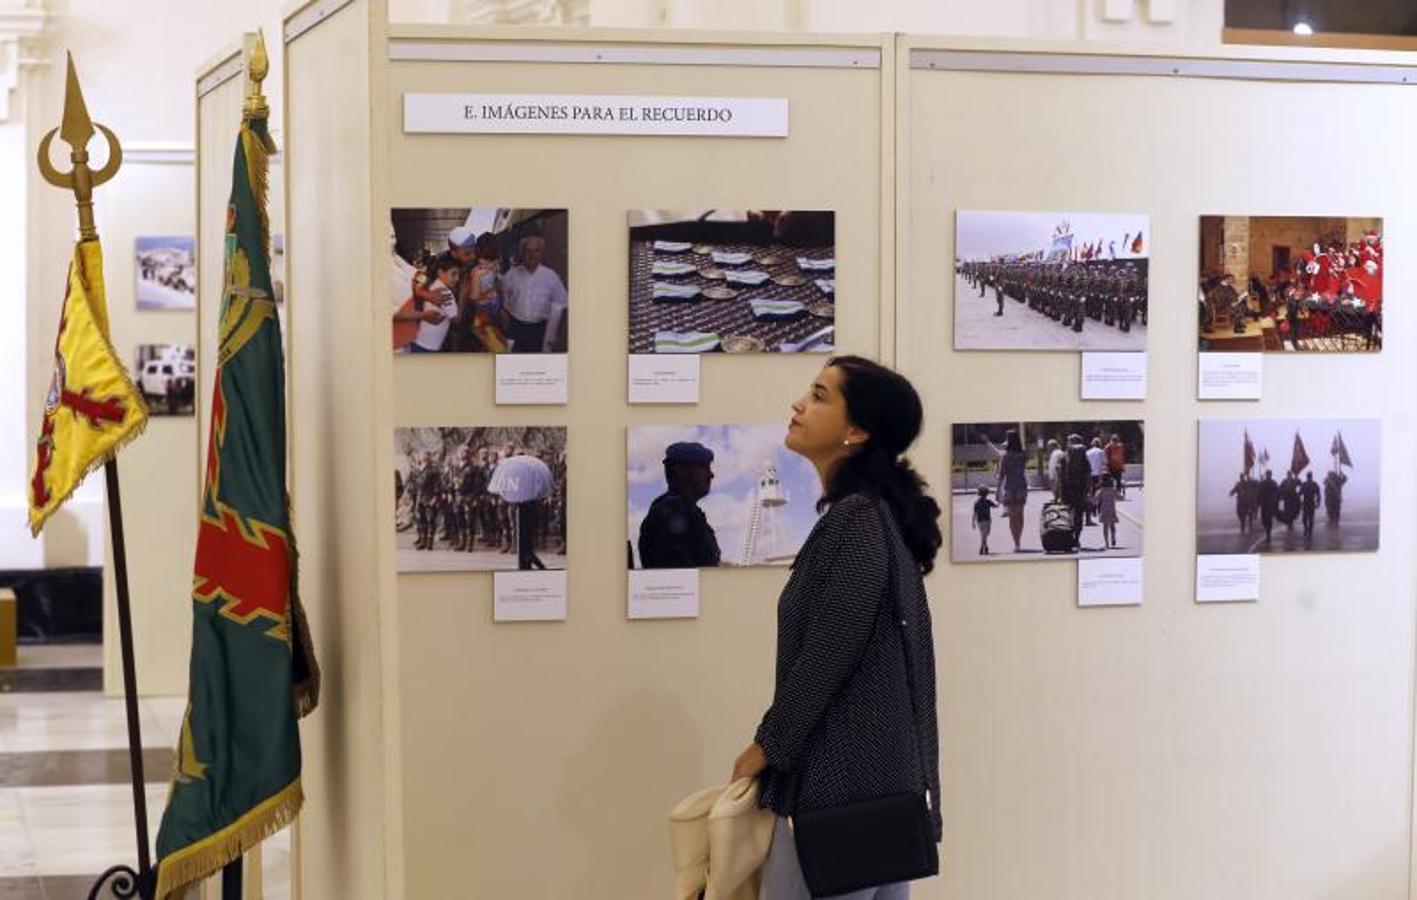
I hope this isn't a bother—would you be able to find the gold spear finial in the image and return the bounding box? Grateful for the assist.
[37,53,122,242]
[244,30,270,121]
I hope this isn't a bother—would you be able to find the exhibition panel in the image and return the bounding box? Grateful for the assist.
[897,35,1417,899]
[383,24,891,899]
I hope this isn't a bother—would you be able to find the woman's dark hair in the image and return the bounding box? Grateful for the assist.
[819,355,943,574]
[1004,429,1023,453]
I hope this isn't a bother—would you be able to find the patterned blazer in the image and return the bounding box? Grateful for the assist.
[755,492,942,840]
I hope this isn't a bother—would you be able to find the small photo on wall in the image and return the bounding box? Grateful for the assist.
[628,424,822,569]
[1198,216,1382,353]
[390,208,569,355]
[954,210,1149,352]
[395,427,567,573]
[135,236,195,310]
[1197,418,1379,555]
[628,210,836,355]
[950,421,1145,562]
[132,344,195,416]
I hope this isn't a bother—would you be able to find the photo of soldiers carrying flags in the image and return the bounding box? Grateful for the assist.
[396,426,567,572]
[1197,418,1380,555]
[954,210,1149,351]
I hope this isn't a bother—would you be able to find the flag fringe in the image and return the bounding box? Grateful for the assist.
[155,778,303,900]
[241,123,272,262]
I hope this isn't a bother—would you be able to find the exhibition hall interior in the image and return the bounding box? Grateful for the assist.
[3,0,1417,897]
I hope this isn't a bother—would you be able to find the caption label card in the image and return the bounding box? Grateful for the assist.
[1196,554,1260,603]
[1198,353,1262,400]
[1081,352,1147,400]
[405,93,789,137]
[1077,557,1144,607]
[628,354,701,404]
[496,353,569,405]
[494,570,568,622]
[628,569,700,620]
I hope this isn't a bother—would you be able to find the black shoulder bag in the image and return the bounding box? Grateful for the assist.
[791,503,939,896]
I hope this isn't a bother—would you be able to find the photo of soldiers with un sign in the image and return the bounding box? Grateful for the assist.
[627,425,821,569]
[1197,418,1379,555]
[954,210,1149,351]
[1198,216,1382,353]
[396,427,567,573]
[951,420,1145,562]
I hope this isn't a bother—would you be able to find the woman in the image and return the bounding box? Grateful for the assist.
[982,429,1028,552]
[731,356,943,899]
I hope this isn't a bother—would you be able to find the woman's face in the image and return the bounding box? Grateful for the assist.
[786,365,867,460]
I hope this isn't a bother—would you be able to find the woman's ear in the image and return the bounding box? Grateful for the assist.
[845,426,871,448]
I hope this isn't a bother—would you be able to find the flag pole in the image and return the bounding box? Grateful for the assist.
[37,55,154,900]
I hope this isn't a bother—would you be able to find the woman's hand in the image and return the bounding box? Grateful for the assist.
[731,742,767,782]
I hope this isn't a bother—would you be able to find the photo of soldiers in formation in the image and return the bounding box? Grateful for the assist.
[950,420,1145,563]
[1197,418,1380,555]
[1198,216,1383,353]
[954,211,1149,351]
[395,426,567,572]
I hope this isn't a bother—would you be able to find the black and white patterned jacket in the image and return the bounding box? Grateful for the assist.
[755,492,942,840]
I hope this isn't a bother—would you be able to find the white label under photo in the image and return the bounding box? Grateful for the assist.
[1081,352,1147,400]
[404,93,790,137]
[493,570,568,622]
[1198,353,1262,400]
[628,569,700,620]
[1077,557,1144,607]
[1196,554,1261,603]
[496,353,569,405]
[628,354,700,405]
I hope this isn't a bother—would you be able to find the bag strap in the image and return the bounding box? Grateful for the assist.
[874,500,934,813]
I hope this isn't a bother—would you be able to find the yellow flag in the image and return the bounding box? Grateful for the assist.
[28,240,148,535]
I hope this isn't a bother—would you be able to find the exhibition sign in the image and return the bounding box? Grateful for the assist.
[403,93,790,137]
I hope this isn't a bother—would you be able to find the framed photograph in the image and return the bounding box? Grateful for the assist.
[954,210,1149,351]
[950,420,1145,562]
[1197,418,1379,554]
[628,210,836,355]
[1198,216,1382,353]
[395,427,567,572]
[627,424,821,569]
[135,236,196,310]
[390,208,569,355]
[132,344,195,416]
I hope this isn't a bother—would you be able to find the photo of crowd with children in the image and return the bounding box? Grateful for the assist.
[391,207,569,354]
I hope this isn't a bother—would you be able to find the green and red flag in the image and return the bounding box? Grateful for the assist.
[155,74,319,899]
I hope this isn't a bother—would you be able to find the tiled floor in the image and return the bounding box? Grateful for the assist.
[0,644,292,899]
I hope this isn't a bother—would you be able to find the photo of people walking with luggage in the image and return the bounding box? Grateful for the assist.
[954,210,1149,351]
[1197,418,1379,555]
[951,421,1145,563]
